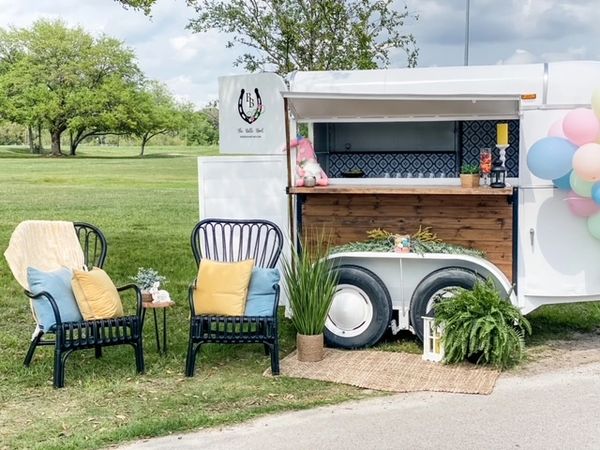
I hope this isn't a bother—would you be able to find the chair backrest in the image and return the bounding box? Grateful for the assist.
[74,222,107,269]
[191,219,284,268]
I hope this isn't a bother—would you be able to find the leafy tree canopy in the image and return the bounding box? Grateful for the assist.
[113,0,155,15]
[0,19,142,156]
[129,80,187,155]
[186,0,418,75]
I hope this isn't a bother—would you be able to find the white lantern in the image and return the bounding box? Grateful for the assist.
[422,316,444,362]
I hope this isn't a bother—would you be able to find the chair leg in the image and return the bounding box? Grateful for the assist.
[263,343,270,356]
[270,340,280,376]
[53,347,69,388]
[134,342,145,374]
[95,346,102,359]
[185,342,200,377]
[24,332,43,367]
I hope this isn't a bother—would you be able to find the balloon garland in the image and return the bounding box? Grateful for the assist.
[527,88,600,238]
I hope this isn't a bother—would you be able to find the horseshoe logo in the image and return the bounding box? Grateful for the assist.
[238,88,263,124]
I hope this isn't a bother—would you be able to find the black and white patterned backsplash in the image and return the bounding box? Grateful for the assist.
[325,120,520,178]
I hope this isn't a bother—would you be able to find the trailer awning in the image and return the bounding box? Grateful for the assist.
[282,92,521,122]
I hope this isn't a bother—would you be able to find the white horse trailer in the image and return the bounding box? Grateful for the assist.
[202,61,600,348]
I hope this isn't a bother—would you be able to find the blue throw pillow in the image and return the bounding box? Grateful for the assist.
[244,268,280,316]
[27,266,83,332]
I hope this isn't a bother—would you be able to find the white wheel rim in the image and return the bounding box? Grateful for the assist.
[326,284,374,338]
[425,286,461,315]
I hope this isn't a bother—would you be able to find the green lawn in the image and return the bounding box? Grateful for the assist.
[0,145,599,449]
[0,145,369,450]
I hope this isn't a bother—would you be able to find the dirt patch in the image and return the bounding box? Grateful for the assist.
[505,332,600,377]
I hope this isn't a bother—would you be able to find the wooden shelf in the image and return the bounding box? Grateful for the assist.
[288,184,514,196]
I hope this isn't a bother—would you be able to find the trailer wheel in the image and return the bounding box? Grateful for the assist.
[325,265,392,349]
[410,267,480,342]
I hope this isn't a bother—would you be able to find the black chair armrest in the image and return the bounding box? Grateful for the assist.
[188,279,197,317]
[117,284,142,317]
[24,289,63,327]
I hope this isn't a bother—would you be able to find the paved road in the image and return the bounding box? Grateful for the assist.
[120,362,600,450]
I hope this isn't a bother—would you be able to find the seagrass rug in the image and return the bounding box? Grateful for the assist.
[265,349,500,395]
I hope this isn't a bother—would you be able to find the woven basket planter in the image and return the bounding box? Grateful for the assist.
[297,333,324,362]
[141,291,153,303]
[460,174,480,188]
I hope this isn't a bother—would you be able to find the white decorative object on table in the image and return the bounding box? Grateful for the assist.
[148,281,172,304]
[130,267,167,303]
[422,316,444,362]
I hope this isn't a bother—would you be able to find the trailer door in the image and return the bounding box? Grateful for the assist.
[518,186,600,307]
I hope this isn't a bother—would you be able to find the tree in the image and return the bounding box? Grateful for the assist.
[0,20,142,156]
[186,0,418,76]
[184,111,219,145]
[113,0,155,15]
[129,81,184,156]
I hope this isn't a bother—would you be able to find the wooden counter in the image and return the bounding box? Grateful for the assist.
[291,185,515,280]
[289,185,514,196]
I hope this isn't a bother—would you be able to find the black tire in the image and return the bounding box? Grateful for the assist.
[410,267,480,342]
[325,265,392,349]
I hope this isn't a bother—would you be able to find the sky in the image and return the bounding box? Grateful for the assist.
[0,0,598,108]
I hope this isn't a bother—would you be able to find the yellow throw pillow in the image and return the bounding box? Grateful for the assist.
[194,259,254,316]
[72,267,124,320]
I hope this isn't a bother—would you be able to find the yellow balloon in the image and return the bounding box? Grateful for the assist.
[593,88,600,120]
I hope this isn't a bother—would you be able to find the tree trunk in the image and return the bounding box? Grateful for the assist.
[140,135,149,156]
[69,129,85,156]
[50,128,63,156]
[69,131,75,156]
[37,123,43,151]
[28,126,35,153]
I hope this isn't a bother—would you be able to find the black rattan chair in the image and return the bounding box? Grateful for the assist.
[22,222,144,388]
[185,218,284,377]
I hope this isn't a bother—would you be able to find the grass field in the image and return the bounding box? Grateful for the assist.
[0,144,599,449]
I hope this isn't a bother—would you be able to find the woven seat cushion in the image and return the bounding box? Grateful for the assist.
[71,267,124,320]
[194,259,254,316]
[27,266,83,332]
[244,268,280,316]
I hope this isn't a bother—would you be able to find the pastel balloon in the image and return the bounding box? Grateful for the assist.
[553,171,572,190]
[566,192,600,217]
[527,137,576,180]
[587,211,600,240]
[548,119,565,138]
[592,88,600,120]
[573,143,600,181]
[570,171,594,197]
[593,182,600,205]
[562,108,600,146]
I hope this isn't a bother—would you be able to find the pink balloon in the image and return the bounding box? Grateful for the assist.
[573,143,600,182]
[548,119,566,138]
[563,108,600,146]
[566,192,600,217]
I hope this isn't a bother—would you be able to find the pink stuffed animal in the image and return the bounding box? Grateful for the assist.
[289,137,329,187]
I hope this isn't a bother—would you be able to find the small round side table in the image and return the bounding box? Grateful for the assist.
[141,300,175,356]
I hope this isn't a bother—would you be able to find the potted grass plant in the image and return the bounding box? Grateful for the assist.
[283,230,339,362]
[460,163,480,188]
[434,279,531,369]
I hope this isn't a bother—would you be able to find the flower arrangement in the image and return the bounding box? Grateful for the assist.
[130,267,166,292]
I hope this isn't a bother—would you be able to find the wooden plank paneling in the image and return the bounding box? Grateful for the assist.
[300,193,513,280]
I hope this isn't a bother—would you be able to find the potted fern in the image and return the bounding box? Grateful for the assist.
[434,279,531,369]
[283,231,339,362]
[460,163,480,188]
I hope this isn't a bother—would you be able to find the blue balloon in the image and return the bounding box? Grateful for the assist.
[553,171,572,190]
[527,137,577,180]
[592,182,600,205]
